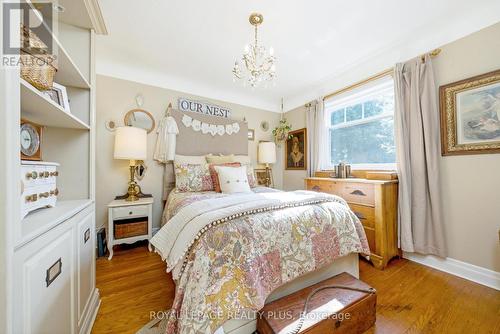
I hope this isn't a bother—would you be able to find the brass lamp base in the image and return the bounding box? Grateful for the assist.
[120,164,141,201]
[115,163,153,201]
[125,181,140,201]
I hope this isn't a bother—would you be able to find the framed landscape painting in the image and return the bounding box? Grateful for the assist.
[440,69,500,155]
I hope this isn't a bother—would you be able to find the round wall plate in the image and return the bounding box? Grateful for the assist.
[260,121,270,132]
[105,119,117,132]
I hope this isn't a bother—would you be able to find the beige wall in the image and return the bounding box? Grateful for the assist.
[96,75,282,230]
[433,23,500,272]
[281,22,500,272]
[282,105,308,191]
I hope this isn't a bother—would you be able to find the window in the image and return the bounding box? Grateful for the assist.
[325,76,396,169]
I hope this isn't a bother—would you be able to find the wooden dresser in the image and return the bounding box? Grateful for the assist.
[305,177,399,269]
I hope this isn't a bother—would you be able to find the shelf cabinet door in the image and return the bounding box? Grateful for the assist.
[14,227,75,334]
[77,212,94,326]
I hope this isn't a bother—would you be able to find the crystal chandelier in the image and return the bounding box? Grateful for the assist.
[232,13,276,87]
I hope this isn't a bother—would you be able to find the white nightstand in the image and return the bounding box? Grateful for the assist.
[107,197,154,260]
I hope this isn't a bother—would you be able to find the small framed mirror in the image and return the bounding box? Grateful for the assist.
[124,109,156,133]
[135,161,147,181]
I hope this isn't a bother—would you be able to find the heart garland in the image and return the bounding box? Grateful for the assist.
[182,114,240,136]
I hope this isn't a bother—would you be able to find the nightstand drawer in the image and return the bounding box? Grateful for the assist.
[113,205,149,220]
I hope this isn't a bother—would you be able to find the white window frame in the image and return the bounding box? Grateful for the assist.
[324,76,396,171]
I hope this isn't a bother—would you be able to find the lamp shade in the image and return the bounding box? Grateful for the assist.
[114,126,147,160]
[258,141,276,164]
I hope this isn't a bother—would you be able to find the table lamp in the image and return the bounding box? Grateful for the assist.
[258,141,276,187]
[114,126,147,201]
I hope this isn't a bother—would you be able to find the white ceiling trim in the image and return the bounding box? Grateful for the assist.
[284,6,500,111]
[96,59,280,112]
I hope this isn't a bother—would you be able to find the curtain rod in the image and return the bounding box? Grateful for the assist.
[321,48,441,101]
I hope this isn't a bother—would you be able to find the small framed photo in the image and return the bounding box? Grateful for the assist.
[254,168,273,187]
[248,129,255,141]
[43,82,71,113]
[440,69,500,155]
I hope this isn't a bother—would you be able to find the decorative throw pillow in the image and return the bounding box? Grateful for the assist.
[209,162,241,192]
[174,163,213,192]
[214,166,251,194]
[242,163,257,188]
[206,154,235,164]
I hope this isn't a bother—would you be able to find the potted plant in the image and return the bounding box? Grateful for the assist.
[272,118,292,145]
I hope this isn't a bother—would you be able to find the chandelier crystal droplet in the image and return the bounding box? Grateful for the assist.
[232,13,276,88]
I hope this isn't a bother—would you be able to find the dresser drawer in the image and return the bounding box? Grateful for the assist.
[341,183,375,206]
[306,179,339,195]
[349,203,375,229]
[113,205,149,220]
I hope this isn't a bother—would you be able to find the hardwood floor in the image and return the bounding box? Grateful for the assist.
[92,243,500,334]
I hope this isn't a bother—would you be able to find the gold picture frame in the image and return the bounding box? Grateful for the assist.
[285,128,307,170]
[254,168,273,187]
[440,69,500,155]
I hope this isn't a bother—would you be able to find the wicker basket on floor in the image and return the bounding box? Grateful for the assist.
[20,24,58,90]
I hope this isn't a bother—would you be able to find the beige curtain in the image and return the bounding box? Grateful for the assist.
[394,55,447,257]
[306,98,327,177]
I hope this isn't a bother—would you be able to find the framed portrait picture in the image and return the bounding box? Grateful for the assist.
[254,168,273,187]
[440,69,500,155]
[42,82,71,114]
[248,129,255,141]
[285,128,307,170]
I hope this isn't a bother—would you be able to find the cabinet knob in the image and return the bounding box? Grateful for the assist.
[26,171,37,179]
[129,211,133,215]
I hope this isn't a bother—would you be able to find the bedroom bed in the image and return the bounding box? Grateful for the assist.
[150,109,369,334]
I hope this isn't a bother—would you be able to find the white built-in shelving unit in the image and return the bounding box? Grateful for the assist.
[0,1,107,333]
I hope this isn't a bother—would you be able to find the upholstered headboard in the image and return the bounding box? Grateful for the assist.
[162,109,248,199]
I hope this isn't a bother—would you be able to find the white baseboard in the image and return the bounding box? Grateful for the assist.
[403,252,500,291]
[82,288,101,334]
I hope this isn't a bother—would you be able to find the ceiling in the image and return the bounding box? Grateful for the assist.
[96,0,500,112]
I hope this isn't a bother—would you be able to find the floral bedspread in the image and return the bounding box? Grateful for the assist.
[157,189,369,334]
[162,186,278,223]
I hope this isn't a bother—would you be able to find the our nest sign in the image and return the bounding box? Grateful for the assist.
[178,98,231,119]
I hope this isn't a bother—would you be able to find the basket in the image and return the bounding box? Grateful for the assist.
[20,25,58,90]
[114,220,148,239]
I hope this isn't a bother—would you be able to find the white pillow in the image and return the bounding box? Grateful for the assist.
[214,166,251,194]
[174,154,207,165]
[233,155,251,165]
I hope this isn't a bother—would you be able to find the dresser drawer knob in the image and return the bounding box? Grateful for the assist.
[312,185,321,191]
[129,211,133,215]
[25,194,38,202]
[350,189,367,196]
[26,171,37,179]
